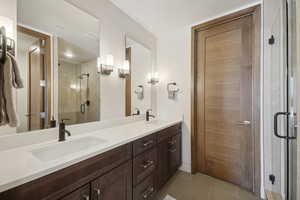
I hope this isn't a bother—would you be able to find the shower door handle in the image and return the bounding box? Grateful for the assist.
[274,112,289,139]
[80,104,86,113]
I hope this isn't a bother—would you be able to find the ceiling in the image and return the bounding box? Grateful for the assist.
[17,0,99,62]
[109,0,260,35]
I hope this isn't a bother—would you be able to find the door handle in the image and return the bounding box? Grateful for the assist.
[237,121,251,125]
[274,112,288,139]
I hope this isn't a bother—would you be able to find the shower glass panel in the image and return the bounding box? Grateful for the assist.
[58,38,99,125]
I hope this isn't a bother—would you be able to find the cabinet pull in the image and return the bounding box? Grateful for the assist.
[168,148,177,153]
[141,160,154,169]
[168,140,177,145]
[94,188,101,200]
[142,140,154,147]
[82,195,90,200]
[142,186,155,199]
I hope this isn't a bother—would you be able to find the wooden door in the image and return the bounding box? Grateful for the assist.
[196,15,254,190]
[28,41,45,131]
[91,161,132,200]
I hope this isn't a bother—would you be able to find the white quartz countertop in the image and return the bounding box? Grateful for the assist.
[0,119,182,193]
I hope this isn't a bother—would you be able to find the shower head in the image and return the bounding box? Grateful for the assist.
[78,73,90,79]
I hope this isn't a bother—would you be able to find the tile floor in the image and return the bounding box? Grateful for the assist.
[157,171,258,200]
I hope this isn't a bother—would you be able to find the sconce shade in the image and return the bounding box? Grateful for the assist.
[98,54,114,75]
[0,17,13,39]
[147,72,159,85]
[118,60,130,78]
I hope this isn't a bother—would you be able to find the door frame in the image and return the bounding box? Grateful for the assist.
[125,47,132,116]
[190,5,261,195]
[17,25,52,129]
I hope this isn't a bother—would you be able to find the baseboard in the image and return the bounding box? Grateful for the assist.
[179,162,191,172]
[265,190,283,200]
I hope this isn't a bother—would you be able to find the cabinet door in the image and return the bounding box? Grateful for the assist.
[91,161,132,200]
[60,185,90,200]
[157,134,182,189]
[169,134,182,176]
[157,138,170,189]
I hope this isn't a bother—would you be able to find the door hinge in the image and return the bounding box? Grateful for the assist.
[40,112,46,119]
[268,35,275,45]
[269,174,275,185]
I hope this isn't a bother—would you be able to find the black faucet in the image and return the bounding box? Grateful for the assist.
[146,109,155,121]
[132,108,140,116]
[59,119,71,142]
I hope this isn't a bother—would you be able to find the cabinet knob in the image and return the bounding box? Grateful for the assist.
[168,148,177,153]
[143,140,154,147]
[141,160,154,169]
[82,195,90,200]
[168,140,177,145]
[94,188,101,200]
[142,186,155,199]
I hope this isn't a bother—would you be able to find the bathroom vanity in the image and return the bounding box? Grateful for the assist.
[0,121,182,200]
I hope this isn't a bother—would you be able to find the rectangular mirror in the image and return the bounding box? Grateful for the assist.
[125,37,153,116]
[0,0,155,136]
[15,0,100,132]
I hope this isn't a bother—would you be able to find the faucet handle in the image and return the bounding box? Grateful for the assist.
[134,108,140,114]
[146,109,152,113]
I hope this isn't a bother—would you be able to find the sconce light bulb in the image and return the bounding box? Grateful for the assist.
[65,51,73,58]
[123,60,130,71]
[106,54,114,66]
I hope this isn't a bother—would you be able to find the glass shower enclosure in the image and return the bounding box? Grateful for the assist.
[273,0,297,199]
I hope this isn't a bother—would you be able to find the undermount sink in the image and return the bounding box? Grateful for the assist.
[31,137,106,162]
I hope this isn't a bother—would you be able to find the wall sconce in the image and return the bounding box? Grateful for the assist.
[118,60,130,78]
[167,82,180,99]
[0,17,15,56]
[97,54,114,75]
[147,72,159,85]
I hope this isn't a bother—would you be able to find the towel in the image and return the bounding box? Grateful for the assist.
[0,53,24,127]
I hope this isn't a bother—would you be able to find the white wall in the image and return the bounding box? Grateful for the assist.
[0,0,17,135]
[66,0,157,120]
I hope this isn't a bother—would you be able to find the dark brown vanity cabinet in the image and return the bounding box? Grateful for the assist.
[157,125,182,190]
[0,123,182,200]
[91,161,132,200]
[60,185,90,200]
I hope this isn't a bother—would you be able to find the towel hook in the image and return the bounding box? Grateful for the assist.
[0,26,7,64]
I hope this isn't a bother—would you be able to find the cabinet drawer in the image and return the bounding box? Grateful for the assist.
[60,184,90,200]
[133,175,156,200]
[133,147,157,186]
[157,123,181,143]
[133,134,156,156]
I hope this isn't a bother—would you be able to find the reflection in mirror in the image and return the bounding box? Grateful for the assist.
[58,38,100,125]
[125,37,152,116]
[14,0,100,133]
